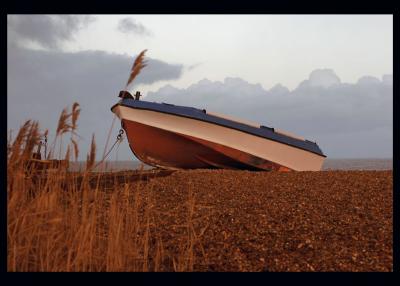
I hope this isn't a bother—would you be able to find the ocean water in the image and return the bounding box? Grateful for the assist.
[321,159,392,171]
[69,159,393,172]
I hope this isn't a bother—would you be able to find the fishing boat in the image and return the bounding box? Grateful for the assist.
[111,91,326,171]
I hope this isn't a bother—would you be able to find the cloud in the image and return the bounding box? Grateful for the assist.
[187,62,202,71]
[117,18,151,36]
[144,70,392,158]
[297,68,341,89]
[382,74,393,85]
[357,76,381,85]
[8,15,95,49]
[268,84,290,95]
[7,46,184,160]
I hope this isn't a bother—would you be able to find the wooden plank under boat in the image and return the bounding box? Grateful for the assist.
[111,92,326,171]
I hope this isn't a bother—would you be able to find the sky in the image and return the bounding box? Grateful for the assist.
[7,14,393,160]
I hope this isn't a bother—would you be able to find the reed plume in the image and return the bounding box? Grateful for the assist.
[71,102,81,161]
[71,102,80,131]
[51,107,70,159]
[65,145,71,161]
[72,102,81,130]
[42,129,49,158]
[125,49,147,88]
[71,138,79,161]
[56,107,73,136]
[86,134,96,171]
[9,120,34,168]
[47,103,82,160]
[10,120,31,159]
[21,121,40,160]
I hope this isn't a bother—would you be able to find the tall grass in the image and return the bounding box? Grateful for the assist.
[7,104,199,272]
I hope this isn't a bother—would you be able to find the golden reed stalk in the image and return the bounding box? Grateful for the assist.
[7,102,197,272]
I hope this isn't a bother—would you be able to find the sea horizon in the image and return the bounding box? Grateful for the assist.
[68,158,393,172]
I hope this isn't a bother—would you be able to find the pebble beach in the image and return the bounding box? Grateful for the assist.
[100,169,393,271]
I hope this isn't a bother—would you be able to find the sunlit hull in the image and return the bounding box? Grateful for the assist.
[111,98,326,171]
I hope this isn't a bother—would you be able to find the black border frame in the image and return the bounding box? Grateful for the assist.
[2,3,397,281]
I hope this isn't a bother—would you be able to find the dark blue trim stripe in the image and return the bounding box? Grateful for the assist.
[112,99,326,157]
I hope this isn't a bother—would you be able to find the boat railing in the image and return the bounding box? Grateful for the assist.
[260,125,275,132]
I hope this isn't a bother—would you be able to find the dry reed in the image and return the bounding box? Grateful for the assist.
[71,102,80,131]
[126,49,147,88]
[100,50,147,167]
[7,105,198,272]
[71,138,79,162]
[86,134,96,171]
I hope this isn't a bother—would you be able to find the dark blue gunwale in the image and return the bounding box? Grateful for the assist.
[111,98,326,157]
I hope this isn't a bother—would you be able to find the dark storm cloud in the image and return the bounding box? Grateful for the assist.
[8,15,96,49]
[7,15,183,160]
[145,70,392,158]
[117,18,152,36]
[7,46,183,160]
